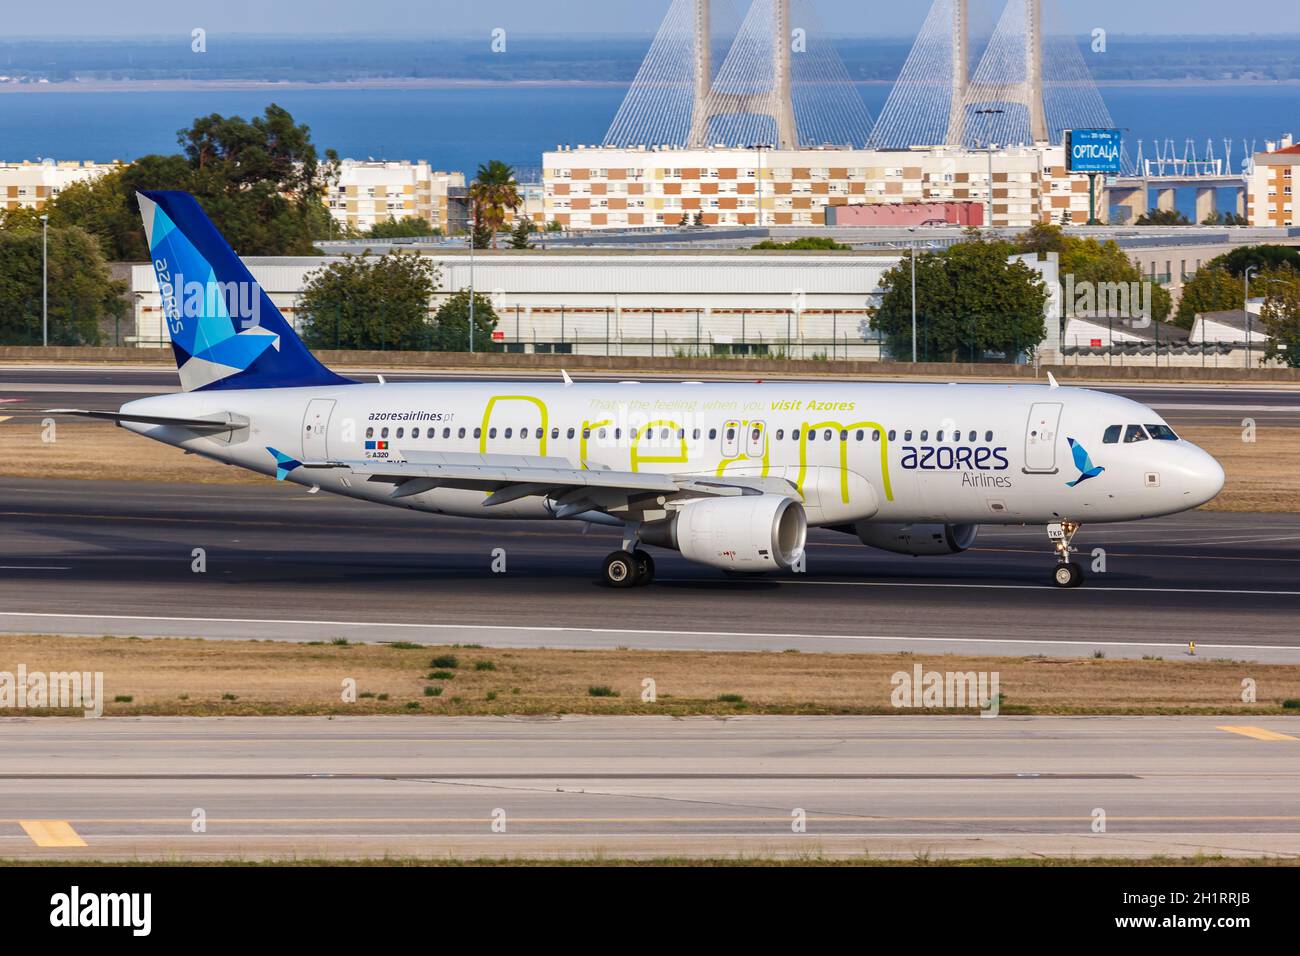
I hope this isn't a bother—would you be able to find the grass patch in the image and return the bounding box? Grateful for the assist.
[2,634,1299,717]
[387,642,423,651]
[474,660,496,672]
[430,655,459,670]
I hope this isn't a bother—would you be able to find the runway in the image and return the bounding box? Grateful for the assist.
[1,715,1296,861]
[3,477,1300,660]
[4,364,1300,427]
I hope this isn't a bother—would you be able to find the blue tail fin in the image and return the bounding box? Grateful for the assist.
[137,190,352,392]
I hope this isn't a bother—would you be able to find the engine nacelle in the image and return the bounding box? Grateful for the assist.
[642,495,807,572]
[853,522,979,556]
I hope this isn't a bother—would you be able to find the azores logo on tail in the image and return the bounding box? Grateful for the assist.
[137,191,352,392]
[1066,438,1105,488]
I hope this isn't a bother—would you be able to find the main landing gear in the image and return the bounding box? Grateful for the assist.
[602,523,655,588]
[1047,520,1085,589]
[602,549,655,588]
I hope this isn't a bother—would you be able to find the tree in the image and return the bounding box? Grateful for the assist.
[1175,268,1244,329]
[367,216,437,240]
[298,252,440,351]
[691,210,705,227]
[873,239,1049,362]
[1014,225,1172,325]
[544,219,565,233]
[1210,244,1300,278]
[1258,270,1300,367]
[431,289,501,352]
[508,219,535,250]
[753,236,851,251]
[0,224,125,345]
[1135,208,1192,226]
[1202,211,1249,226]
[468,160,521,250]
[48,105,335,260]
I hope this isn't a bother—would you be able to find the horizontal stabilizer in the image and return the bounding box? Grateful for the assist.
[45,408,248,433]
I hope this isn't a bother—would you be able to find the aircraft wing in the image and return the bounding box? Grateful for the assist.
[301,450,794,516]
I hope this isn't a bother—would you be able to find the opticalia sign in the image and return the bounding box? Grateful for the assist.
[1067,129,1124,174]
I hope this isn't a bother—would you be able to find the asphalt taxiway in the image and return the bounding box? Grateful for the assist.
[1,715,1296,861]
[2,477,1300,661]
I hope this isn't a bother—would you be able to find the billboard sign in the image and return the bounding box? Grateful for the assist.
[1067,129,1123,174]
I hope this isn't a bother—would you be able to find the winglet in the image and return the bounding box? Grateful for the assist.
[561,369,573,387]
[1047,371,1059,389]
[266,446,303,482]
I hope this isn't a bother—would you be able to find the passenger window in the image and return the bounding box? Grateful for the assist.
[1146,424,1179,441]
[536,428,544,440]
[920,430,929,441]
[678,429,685,440]
[1124,425,1149,444]
[692,429,701,440]
[1103,425,1122,444]
[381,427,389,439]
[582,428,591,439]
[855,430,864,442]
[793,429,801,441]
[443,428,451,439]
[567,428,575,439]
[807,429,816,442]
[504,428,512,439]
[722,421,740,458]
[888,430,896,441]
[984,430,993,442]
[904,430,912,441]
[473,428,481,439]
[746,422,766,458]
[775,429,785,441]
[551,427,559,440]
[458,428,466,439]
[365,427,374,439]
[709,428,717,440]
[969,431,977,442]
[412,428,420,439]
[937,431,944,442]
[489,428,497,439]
[872,430,881,442]
[824,430,833,441]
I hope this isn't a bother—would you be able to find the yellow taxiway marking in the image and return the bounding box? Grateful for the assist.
[0,416,11,424]
[19,820,87,847]
[1218,726,1300,742]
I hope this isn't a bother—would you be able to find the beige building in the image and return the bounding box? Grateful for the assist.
[0,159,123,212]
[1246,135,1298,227]
[327,160,465,234]
[543,144,1093,231]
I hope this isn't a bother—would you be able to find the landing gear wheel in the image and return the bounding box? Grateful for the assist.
[602,550,639,589]
[632,550,655,586]
[1051,562,1085,589]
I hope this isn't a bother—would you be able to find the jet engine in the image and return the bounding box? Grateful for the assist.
[851,522,979,556]
[641,495,807,572]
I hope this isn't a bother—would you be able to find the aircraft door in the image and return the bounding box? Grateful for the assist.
[1024,402,1063,474]
[302,398,336,460]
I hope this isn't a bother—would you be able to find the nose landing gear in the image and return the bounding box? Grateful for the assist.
[1047,520,1085,589]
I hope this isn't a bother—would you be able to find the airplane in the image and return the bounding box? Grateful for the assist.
[50,191,1225,590]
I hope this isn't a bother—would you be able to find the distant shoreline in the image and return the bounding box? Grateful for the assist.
[1,77,1299,95]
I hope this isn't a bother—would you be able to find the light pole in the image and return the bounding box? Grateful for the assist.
[40,214,49,347]
[909,229,918,363]
[468,208,476,353]
[974,108,1005,229]
[1245,265,1258,368]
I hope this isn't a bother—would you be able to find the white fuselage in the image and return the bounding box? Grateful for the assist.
[119,380,1224,527]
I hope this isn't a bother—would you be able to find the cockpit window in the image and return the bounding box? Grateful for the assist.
[1124,424,1149,444]
[1145,424,1179,441]
[1103,425,1122,445]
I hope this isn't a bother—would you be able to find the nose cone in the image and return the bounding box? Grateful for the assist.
[1181,443,1225,508]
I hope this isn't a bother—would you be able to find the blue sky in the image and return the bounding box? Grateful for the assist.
[10,0,1299,38]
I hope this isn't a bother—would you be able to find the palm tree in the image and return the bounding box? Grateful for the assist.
[468,160,522,249]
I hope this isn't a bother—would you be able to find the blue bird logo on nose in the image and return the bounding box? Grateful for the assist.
[1066,438,1105,488]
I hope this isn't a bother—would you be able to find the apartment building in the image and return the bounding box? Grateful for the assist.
[327,160,465,234]
[542,144,1093,231]
[1246,135,1298,227]
[0,159,123,211]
